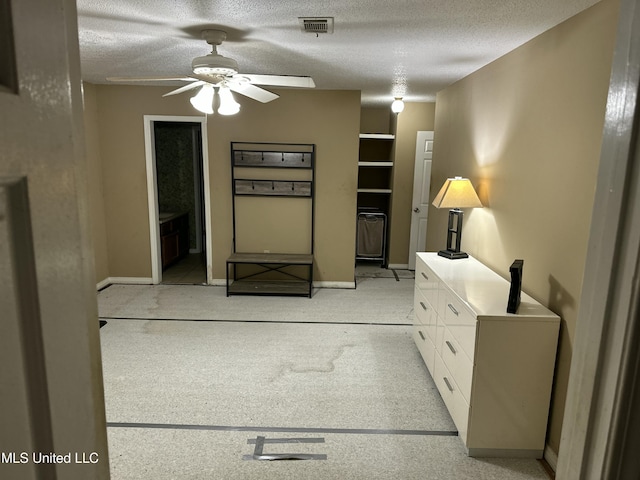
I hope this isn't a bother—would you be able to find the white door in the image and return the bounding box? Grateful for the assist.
[0,1,109,478]
[408,131,434,270]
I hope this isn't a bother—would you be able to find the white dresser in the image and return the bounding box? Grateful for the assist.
[413,252,560,457]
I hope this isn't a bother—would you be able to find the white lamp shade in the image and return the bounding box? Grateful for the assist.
[432,177,483,209]
[218,86,241,115]
[189,84,214,114]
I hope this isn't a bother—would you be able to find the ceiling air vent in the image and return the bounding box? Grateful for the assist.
[299,17,334,34]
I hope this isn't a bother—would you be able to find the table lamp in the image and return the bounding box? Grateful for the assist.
[432,176,483,259]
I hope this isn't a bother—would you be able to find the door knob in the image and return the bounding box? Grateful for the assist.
[413,208,420,213]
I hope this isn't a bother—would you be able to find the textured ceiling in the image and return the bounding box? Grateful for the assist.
[77,0,601,106]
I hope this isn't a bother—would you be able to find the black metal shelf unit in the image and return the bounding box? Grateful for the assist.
[227,142,315,297]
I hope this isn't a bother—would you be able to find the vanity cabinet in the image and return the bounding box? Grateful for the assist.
[160,212,189,269]
[413,252,560,457]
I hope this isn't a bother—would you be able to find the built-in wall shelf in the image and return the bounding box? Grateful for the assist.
[357,188,392,194]
[358,161,393,167]
[356,131,395,267]
[359,133,395,140]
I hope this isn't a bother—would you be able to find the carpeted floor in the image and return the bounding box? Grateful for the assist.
[98,275,551,480]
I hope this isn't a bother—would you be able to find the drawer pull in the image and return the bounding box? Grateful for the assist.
[445,340,457,355]
[447,303,459,316]
[443,377,454,392]
[420,301,427,311]
[421,271,429,280]
[418,330,426,341]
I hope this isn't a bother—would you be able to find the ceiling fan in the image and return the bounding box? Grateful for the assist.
[107,29,315,115]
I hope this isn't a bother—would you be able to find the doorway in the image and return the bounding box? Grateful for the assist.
[143,115,212,285]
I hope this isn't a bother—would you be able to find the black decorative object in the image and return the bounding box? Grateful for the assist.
[507,259,524,314]
[438,208,467,259]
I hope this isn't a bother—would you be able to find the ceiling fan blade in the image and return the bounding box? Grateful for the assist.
[227,82,279,103]
[162,81,206,97]
[239,74,315,88]
[106,76,196,83]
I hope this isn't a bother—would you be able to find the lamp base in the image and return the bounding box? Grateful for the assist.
[437,249,469,260]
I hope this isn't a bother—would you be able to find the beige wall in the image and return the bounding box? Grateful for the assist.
[360,107,394,134]
[91,85,360,283]
[427,0,619,455]
[83,83,110,284]
[389,103,436,265]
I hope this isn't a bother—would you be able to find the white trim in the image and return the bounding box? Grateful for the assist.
[143,115,212,285]
[313,281,356,289]
[143,118,161,284]
[388,263,409,269]
[200,120,213,285]
[96,278,111,290]
[557,1,640,476]
[100,277,153,286]
[543,444,558,472]
[97,279,359,290]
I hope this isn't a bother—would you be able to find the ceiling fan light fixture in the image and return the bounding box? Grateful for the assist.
[391,97,405,114]
[218,86,241,115]
[191,54,239,76]
[190,84,214,114]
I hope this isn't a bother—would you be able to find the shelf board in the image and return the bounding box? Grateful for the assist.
[358,161,393,167]
[359,133,395,140]
[228,280,311,296]
[357,188,392,194]
[228,252,313,265]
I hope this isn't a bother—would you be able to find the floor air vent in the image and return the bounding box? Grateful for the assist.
[299,17,334,34]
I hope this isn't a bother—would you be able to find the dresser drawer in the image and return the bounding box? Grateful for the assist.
[434,353,469,441]
[441,326,474,403]
[413,325,435,373]
[415,259,439,305]
[441,287,477,360]
[414,287,437,342]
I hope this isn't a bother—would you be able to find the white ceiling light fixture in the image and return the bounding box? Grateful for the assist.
[218,85,241,115]
[391,97,405,114]
[190,84,214,114]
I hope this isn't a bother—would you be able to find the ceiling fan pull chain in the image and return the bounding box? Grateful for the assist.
[281,152,285,162]
[291,182,295,191]
[252,181,255,190]
[261,152,264,162]
[302,153,305,163]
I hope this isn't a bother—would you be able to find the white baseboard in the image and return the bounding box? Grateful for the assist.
[313,281,356,289]
[96,277,153,290]
[543,443,558,472]
[388,263,409,269]
[97,278,357,290]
